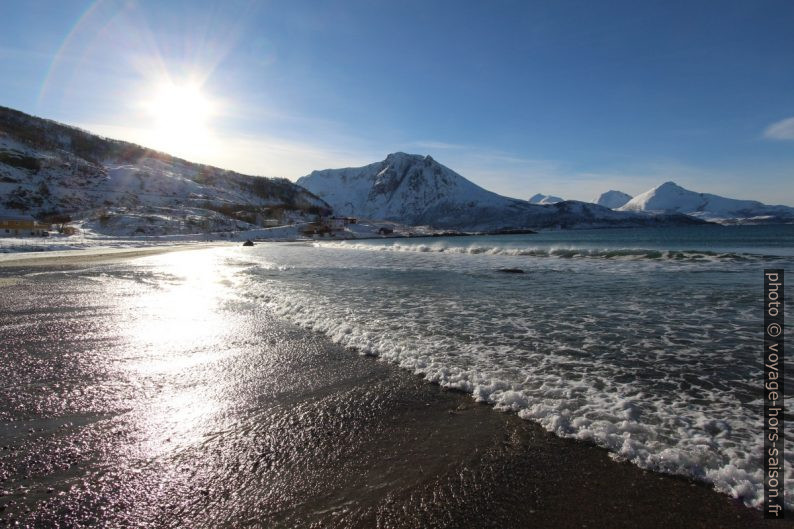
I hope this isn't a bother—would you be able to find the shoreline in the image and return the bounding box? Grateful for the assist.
[0,242,230,267]
[0,221,788,267]
[0,247,789,527]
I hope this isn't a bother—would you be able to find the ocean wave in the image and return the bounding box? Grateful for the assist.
[314,241,772,261]
[239,256,792,511]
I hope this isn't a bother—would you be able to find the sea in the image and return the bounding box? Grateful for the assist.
[231,223,793,509]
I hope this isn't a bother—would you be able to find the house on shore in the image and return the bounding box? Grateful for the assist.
[0,214,51,237]
[301,216,358,236]
[324,216,357,230]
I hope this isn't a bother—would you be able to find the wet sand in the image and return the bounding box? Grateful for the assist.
[0,248,789,528]
[0,242,228,268]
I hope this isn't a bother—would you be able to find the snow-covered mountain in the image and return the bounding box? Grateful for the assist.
[595,190,632,209]
[297,153,704,231]
[0,106,328,235]
[618,181,794,224]
[529,193,563,204]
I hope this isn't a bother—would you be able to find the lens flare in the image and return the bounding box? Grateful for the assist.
[144,80,217,158]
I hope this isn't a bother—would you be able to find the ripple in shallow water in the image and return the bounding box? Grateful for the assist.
[242,238,794,509]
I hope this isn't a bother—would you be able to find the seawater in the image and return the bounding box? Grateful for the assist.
[232,224,794,509]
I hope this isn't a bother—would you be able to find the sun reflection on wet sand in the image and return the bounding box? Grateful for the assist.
[127,251,229,349]
[120,249,234,457]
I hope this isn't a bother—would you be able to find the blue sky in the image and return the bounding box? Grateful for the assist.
[2,0,793,203]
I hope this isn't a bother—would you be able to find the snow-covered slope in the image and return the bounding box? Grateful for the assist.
[595,190,632,209]
[297,153,705,230]
[529,193,563,204]
[297,153,520,226]
[0,106,328,235]
[618,181,794,224]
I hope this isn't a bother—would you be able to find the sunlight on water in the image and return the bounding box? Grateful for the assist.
[127,251,228,351]
[121,250,232,456]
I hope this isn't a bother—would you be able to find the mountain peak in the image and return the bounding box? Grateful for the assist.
[595,190,632,209]
[296,153,515,224]
[529,193,563,204]
[656,181,683,190]
[618,180,793,222]
[384,152,425,162]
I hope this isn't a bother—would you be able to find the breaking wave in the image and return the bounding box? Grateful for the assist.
[240,230,794,510]
[314,241,772,261]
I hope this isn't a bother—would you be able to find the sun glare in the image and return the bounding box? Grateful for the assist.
[144,81,217,159]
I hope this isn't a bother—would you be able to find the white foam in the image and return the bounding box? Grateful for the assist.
[236,241,794,510]
[313,240,764,262]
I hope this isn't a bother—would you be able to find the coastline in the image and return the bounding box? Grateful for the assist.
[0,242,230,268]
[0,247,789,528]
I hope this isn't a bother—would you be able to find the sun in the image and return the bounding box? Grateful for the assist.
[150,82,211,130]
[144,81,217,159]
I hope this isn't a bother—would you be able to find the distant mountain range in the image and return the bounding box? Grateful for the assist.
[296,153,703,231]
[299,154,794,228]
[0,106,328,235]
[616,181,794,224]
[528,193,563,205]
[2,106,789,236]
[595,190,633,209]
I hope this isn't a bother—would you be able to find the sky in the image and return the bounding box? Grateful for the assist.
[1,0,793,204]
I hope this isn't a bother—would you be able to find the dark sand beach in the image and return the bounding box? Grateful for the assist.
[0,248,789,528]
[0,243,227,268]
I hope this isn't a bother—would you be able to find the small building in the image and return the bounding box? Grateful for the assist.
[301,222,329,236]
[322,216,357,231]
[0,214,50,237]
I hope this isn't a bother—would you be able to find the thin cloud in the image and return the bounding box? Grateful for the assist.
[408,140,467,151]
[763,117,794,140]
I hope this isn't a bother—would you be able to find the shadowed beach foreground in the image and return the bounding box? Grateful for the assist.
[0,248,790,528]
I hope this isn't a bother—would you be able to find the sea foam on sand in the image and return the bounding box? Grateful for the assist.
[231,238,793,510]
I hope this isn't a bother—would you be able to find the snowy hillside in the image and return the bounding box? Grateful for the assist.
[297,153,513,224]
[529,193,563,204]
[595,190,632,209]
[0,106,328,235]
[297,153,705,231]
[618,181,794,224]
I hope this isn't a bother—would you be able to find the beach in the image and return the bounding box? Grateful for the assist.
[0,242,789,528]
[0,242,229,267]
